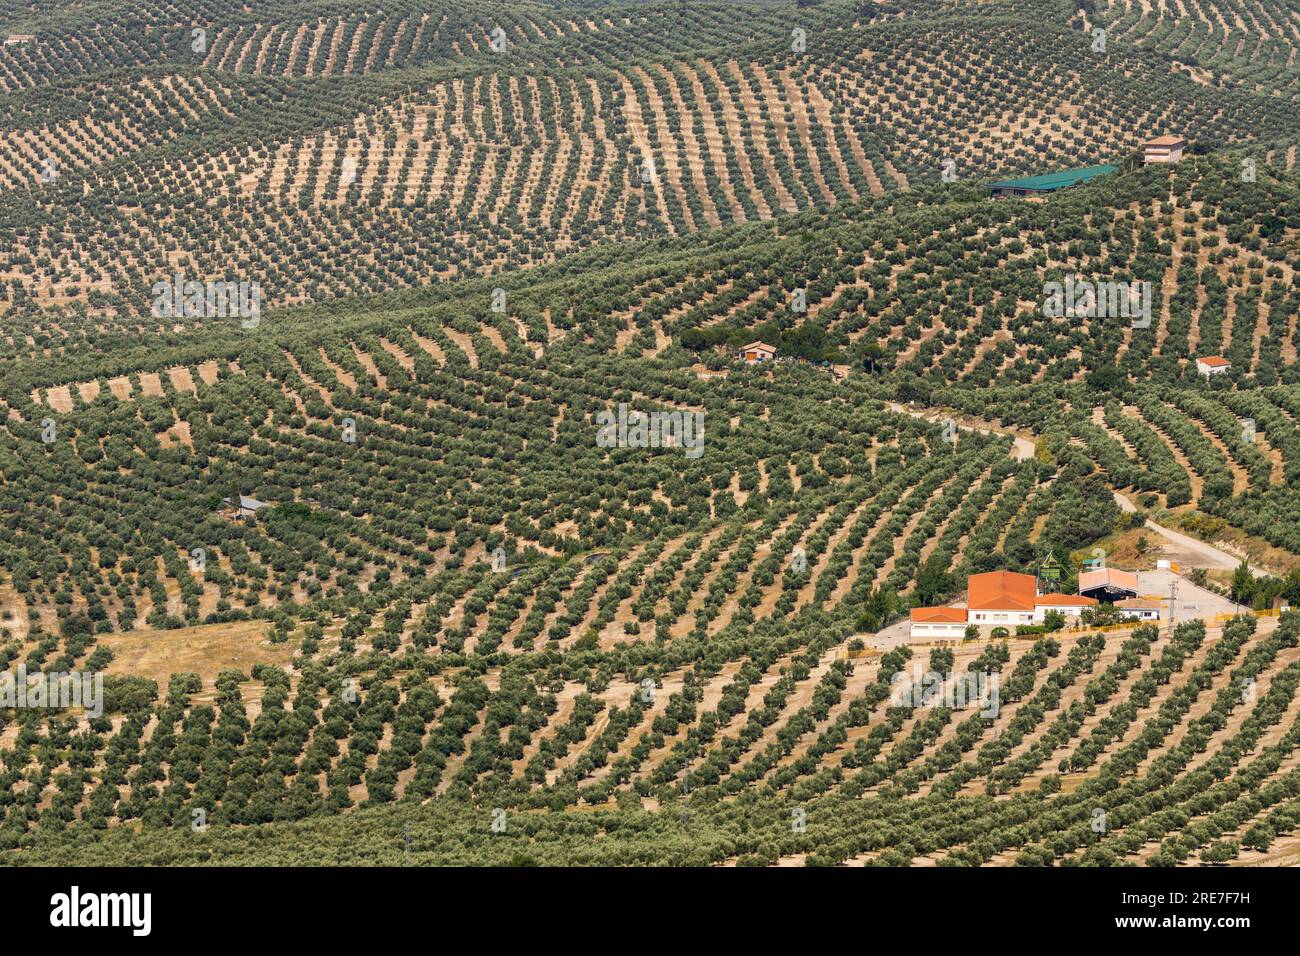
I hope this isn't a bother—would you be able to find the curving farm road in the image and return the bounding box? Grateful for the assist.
[1112,490,1262,576]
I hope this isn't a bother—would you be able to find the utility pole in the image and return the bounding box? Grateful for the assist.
[1168,577,1177,633]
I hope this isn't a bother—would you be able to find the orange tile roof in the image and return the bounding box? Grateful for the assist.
[739,341,777,353]
[1146,135,1185,147]
[1197,355,1230,367]
[967,571,1037,611]
[1036,593,1098,606]
[910,606,969,624]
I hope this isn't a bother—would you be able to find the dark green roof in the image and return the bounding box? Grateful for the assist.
[988,164,1117,192]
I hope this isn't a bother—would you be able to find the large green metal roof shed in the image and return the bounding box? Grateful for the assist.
[988,164,1117,197]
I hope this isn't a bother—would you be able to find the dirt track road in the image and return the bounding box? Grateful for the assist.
[1113,490,1261,576]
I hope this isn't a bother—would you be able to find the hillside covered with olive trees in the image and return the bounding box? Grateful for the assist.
[3,0,1300,871]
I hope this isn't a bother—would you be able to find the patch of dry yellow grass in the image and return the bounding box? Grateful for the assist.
[100,619,291,693]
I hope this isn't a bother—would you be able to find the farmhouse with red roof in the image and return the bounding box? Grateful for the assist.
[908,571,1101,640]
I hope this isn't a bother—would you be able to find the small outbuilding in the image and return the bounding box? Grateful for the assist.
[1115,598,1162,622]
[222,494,270,520]
[737,341,777,364]
[1196,355,1231,376]
[908,606,969,640]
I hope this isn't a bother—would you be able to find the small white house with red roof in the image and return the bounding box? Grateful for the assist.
[1196,355,1231,376]
[908,606,969,640]
[1033,593,1097,623]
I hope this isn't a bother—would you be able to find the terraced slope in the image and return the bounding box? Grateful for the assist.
[3,0,1300,868]
[2,0,1297,320]
[4,178,1300,862]
[8,611,1300,867]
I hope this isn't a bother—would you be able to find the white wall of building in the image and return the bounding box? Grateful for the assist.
[909,621,968,640]
[1118,608,1160,621]
[968,610,1034,626]
[1033,603,1090,623]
